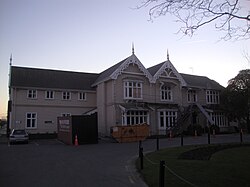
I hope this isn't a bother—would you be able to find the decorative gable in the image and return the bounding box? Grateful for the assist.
[161,68,177,78]
[110,54,153,82]
[152,60,187,86]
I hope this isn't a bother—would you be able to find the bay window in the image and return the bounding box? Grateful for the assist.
[122,110,148,126]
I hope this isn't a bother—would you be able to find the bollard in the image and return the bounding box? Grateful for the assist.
[139,140,142,151]
[159,160,165,187]
[240,129,243,143]
[194,130,197,138]
[139,147,144,170]
[156,136,159,151]
[169,130,172,140]
[213,129,216,138]
[181,133,184,147]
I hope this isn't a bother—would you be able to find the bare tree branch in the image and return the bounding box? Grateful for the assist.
[137,0,250,40]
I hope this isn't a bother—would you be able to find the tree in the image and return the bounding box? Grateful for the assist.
[137,0,250,40]
[221,69,250,131]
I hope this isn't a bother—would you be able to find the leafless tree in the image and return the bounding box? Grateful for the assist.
[137,0,250,40]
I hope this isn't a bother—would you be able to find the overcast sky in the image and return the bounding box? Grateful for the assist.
[0,0,249,118]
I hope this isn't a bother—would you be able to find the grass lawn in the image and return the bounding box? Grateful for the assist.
[137,144,250,187]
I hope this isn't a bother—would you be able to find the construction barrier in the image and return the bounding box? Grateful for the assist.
[110,124,149,143]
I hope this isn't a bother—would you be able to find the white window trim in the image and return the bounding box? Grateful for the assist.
[206,90,220,104]
[122,110,149,126]
[62,91,71,100]
[26,112,37,129]
[160,85,173,101]
[158,110,177,130]
[209,112,227,127]
[123,80,143,100]
[78,92,86,101]
[45,90,54,100]
[27,90,37,99]
[61,113,71,117]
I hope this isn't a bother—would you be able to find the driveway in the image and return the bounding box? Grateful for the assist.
[0,133,249,187]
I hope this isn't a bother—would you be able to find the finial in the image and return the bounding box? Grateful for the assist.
[167,49,169,61]
[132,43,135,54]
[9,54,12,66]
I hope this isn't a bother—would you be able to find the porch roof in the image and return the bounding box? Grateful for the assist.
[119,103,152,112]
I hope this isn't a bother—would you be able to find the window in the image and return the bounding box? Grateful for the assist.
[27,90,37,99]
[161,85,172,101]
[187,90,197,103]
[124,81,142,99]
[45,91,54,99]
[206,90,220,104]
[209,112,227,127]
[159,110,177,129]
[61,113,71,117]
[62,92,71,100]
[78,92,86,100]
[26,112,37,129]
[122,110,148,125]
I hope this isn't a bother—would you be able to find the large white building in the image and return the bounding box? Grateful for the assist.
[7,50,228,137]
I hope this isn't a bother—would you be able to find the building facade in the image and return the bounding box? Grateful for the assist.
[8,51,227,136]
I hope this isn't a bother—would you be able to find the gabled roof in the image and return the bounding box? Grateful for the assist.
[180,73,224,90]
[147,60,187,86]
[10,66,99,91]
[148,61,224,90]
[147,62,164,76]
[92,57,128,86]
[92,54,152,86]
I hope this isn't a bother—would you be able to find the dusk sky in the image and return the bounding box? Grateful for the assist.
[0,0,249,119]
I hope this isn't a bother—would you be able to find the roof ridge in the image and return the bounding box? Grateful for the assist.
[11,66,99,75]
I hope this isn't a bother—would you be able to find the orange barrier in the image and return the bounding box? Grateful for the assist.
[111,124,149,143]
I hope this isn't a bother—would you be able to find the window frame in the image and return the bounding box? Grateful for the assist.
[26,112,37,129]
[158,110,177,130]
[160,85,172,101]
[62,91,71,100]
[78,92,86,101]
[45,90,54,100]
[27,90,37,99]
[124,80,143,100]
[206,90,220,104]
[122,110,149,126]
[208,112,227,127]
[187,90,197,103]
[61,113,71,117]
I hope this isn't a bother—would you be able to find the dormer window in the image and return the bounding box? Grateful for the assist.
[124,81,142,99]
[161,85,172,101]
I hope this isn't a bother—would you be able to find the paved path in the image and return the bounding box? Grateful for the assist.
[0,133,249,187]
